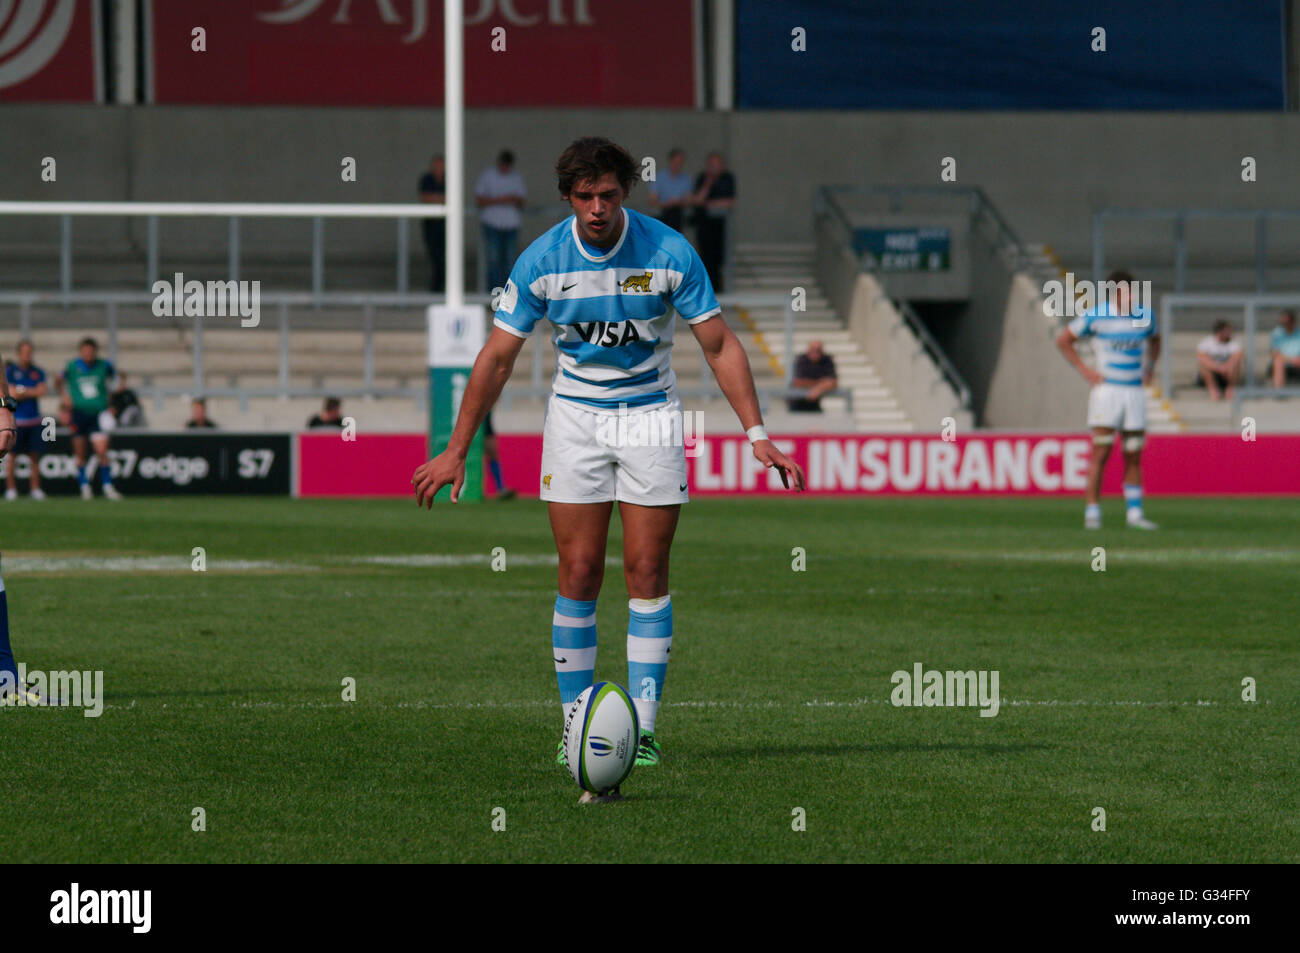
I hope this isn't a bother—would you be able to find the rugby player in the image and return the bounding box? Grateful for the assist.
[55,337,123,501]
[412,137,805,770]
[1055,271,1160,530]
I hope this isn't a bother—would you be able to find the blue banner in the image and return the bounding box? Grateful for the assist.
[737,0,1286,109]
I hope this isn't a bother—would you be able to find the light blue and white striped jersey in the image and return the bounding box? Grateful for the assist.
[1067,302,1157,387]
[493,207,721,412]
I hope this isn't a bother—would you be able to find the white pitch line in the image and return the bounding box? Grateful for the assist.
[3,553,623,574]
[82,697,1279,713]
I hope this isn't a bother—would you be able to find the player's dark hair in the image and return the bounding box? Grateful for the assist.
[497,150,514,166]
[555,137,638,199]
[324,396,341,411]
[668,147,684,160]
[1106,269,1136,285]
[1212,319,1231,333]
[79,336,97,350]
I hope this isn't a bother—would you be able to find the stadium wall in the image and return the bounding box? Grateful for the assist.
[814,214,972,431]
[922,235,1090,429]
[6,107,1300,274]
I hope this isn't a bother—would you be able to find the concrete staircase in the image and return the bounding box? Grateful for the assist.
[729,242,913,432]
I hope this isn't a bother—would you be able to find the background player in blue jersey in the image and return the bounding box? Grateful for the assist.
[4,340,48,501]
[1056,270,1161,530]
[0,347,41,705]
[412,137,805,775]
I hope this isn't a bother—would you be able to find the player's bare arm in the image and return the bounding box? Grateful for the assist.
[0,351,16,460]
[412,326,525,507]
[691,314,805,491]
[1055,326,1103,386]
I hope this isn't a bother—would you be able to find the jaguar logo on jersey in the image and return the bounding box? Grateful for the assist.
[542,473,552,488]
[620,272,653,293]
[574,320,642,347]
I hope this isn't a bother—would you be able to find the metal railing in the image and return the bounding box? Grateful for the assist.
[814,186,974,409]
[1092,208,1300,292]
[0,200,735,299]
[1159,292,1300,421]
[0,289,824,415]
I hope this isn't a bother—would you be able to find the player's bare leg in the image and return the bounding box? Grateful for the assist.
[1121,431,1156,529]
[91,433,121,500]
[548,501,614,601]
[618,501,679,599]
[72,434,93,499]
[1084,427,1113,528]
[27,453,43,499]
[619,501,679,765]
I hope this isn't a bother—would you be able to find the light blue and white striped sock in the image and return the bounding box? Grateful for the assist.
[627,595,672,734]
[553,595,597,718]
[1123,484,1143,517]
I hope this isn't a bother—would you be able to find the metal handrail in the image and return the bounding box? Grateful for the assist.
[814,186,974,409]
[0,199,736,300]
[894,298,972,409]
[0,289,797,413]
[1158,292,1300,422]
[1092,207,1300,293]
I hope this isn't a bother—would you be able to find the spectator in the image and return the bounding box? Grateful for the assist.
[690,152,736,292]
[787,340,838,412]
[475,149,526,294]
[307,396,345,429]
[1195,320,1244,401]
[185,397,218,429]
[418,154,447,293]
[4,339,47,501]
[1270,309,1300,389]
[108,373,146,428]
[649,148,693,232]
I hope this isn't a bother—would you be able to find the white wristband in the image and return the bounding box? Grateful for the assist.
[746,425,769,444]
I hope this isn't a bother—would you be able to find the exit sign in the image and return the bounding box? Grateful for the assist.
[853,227,950,272]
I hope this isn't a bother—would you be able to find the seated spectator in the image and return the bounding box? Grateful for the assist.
[186,398,218,429]
[107,373,146,429]
[308,396,345,429]
[649,148,693,232]
[1195,320,1243,401]
[787,340,838,412]
[1270,309,1300,389]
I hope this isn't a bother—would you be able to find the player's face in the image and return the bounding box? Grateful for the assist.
[1114,286,1130,315]
[79,344,96,363]
[568,172,626,247]
[17,342,32,364]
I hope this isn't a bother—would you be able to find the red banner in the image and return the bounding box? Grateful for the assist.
[0,0,99,102]
[149,0,696,106]
[297,433,1300,497]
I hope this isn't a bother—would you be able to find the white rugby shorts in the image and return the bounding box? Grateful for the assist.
[539,393,689,506]
[1087,382,1146,432]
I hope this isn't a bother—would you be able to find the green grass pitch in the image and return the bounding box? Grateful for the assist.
[1,496,1296,863]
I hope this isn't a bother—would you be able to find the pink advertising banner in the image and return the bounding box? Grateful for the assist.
[296,433,1300,498]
